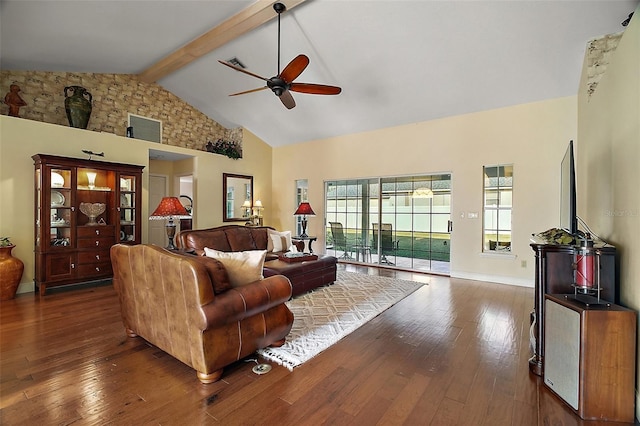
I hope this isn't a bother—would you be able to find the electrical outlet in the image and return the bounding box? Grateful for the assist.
[521,260,527,268]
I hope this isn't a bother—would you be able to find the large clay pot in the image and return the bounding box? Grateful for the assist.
[0,245,24,301]
[64,85,92,129]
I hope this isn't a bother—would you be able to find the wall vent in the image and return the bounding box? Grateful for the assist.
[227,57,245,68]
[128,113,162,143]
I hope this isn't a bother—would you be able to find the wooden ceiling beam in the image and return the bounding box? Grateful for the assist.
[138,0,307,83]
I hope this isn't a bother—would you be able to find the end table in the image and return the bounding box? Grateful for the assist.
[292,235,317,253]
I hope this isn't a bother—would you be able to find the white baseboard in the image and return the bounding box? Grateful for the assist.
[450,270,534,288]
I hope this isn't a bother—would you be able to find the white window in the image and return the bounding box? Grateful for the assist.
[483,165,513,252]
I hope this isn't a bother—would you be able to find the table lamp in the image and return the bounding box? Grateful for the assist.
[253,200,264,225]
[149,196,191,249]
[86,171,97,190]
[294,202,315,237]
[242,199,252,218]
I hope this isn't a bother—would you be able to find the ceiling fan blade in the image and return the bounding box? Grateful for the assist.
[218,60,268,81]
[279,54,309,84]
[228,86,268,96]
[279,90,296,109]
[290,83,342,95]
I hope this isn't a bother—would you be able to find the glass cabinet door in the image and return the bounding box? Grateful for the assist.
[49,167,74,248]
[118,174,137,243]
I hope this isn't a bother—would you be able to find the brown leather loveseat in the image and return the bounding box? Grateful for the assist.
[110,244,294,383]
[177,225,338,296]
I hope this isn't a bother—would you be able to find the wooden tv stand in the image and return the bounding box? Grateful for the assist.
[528,242,617,376]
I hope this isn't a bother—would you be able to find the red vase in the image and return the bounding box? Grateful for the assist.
[0,245,24,301]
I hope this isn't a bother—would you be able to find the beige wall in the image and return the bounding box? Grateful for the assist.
[0,116,272,294]
[272,96,577,286]
[2,96,576,290]
[148,158,195,197]
[578,6,639,418]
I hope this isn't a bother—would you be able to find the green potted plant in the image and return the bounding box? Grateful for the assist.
[0,237,24,300]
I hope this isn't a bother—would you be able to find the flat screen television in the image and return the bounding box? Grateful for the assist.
[560,140,578,235]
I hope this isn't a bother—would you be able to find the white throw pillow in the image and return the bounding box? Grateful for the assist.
[268,229,292,252]
[203,248,266,288]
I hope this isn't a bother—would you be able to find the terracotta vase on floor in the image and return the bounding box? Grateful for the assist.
[0,245,24,301]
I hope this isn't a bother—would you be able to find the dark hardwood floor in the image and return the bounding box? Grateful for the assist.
[1,264,636,425]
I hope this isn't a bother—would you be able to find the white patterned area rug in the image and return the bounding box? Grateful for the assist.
[257,271,423,370]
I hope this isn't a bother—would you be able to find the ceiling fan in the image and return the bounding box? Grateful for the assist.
[218,2,341,110]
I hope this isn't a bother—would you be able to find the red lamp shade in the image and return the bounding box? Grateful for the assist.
[294,202,315,216]
[150,197,190,219]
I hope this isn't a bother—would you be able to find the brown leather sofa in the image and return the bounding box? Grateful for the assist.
[110,244,294,384]
[177,225,337,296]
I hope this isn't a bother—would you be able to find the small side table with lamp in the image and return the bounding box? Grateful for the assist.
[293,201,316,253]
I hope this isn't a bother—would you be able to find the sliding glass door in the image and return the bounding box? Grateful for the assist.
[325,174,451,273]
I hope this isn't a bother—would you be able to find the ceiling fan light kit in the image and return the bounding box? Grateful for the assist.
[219,2,341,109]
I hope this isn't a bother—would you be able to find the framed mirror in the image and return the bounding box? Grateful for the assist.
[223,173,253,222]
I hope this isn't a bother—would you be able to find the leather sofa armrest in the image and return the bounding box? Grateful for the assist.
[198,275,292,330]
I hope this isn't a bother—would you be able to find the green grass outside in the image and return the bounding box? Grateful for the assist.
[326,230,451,262]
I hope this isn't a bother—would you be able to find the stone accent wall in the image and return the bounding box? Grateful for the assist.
[0,70,242,153]
[585,32,623,98]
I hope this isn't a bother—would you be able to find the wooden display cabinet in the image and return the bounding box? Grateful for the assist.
[33,154,144,295]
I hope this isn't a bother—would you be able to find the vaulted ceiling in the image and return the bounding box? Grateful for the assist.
[1,1,637,147]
